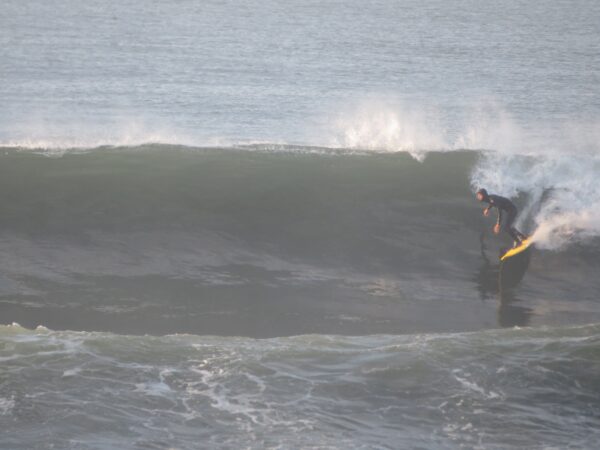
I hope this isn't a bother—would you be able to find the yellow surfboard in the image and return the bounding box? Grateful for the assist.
[500,238,532,261]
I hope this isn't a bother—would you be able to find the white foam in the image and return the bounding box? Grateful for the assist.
[0,396,15,415]
[135,381,173,396]
[62,367,82,377]
[452,369,503,400]
[471,151,600,250]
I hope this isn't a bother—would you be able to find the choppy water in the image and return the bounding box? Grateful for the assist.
[2,323,600,449]
[2,0,600,448]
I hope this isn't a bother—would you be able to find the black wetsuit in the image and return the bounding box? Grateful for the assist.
[484,195,526,243]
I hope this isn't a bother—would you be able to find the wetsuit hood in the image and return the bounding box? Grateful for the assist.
[476,188,489,201]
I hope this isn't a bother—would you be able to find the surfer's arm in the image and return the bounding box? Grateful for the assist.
[496,208,503,226]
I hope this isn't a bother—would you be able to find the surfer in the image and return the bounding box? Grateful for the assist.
[476,188,527,247]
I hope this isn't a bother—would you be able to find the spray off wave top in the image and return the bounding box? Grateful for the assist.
[2,101,600,252]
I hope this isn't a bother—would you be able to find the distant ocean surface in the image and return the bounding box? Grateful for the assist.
[1,0,600,448]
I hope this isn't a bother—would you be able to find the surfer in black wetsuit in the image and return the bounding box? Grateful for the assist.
[476,188,527,247]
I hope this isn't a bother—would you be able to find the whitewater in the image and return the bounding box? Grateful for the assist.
[1,0,600,448]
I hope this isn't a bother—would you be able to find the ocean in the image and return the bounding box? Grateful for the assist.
[1,0,600,448]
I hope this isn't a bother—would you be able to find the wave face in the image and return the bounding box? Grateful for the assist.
[0,145,599,337]
[1,322,599,449]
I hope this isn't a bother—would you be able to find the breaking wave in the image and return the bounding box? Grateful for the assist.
[1,322,599,449]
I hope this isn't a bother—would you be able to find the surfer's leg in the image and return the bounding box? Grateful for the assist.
[515,229,527,240]
[508,228,523,246]
[507,229,520,246]
[504,210,522,245]
[510,214,527,240]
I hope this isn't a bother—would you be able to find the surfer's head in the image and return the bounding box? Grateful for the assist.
[476,188,489,202]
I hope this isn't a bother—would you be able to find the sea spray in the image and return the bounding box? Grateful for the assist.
[471,151,600,250]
